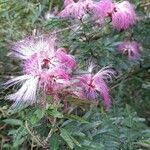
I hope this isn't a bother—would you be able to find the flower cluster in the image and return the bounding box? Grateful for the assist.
[5,36,115,109]
[59,0,136,31]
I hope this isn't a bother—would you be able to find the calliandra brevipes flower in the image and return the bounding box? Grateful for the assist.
[111,1,136,31]
[4,36,76,108]
[88,0,114,23]
[58,0,91,19]
[117,41,140,60]
[74,66,115,109]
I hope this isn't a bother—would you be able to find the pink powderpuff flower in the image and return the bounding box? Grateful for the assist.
[88,0,114,23]
[5,36,76,108]
[74,66,115,109]
[117,41,140,60]
[58,0,90,19]
[111,1,136,31]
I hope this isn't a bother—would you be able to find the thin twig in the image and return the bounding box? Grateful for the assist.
[49,0,54,11]
[134,142,150,149]
[52,24,80,35]
[80,19,89,42]
[140,2,150,7]
[24,121,47,148]
[44,118,57,142]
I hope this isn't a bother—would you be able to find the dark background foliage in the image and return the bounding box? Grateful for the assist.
[0,0,150,149]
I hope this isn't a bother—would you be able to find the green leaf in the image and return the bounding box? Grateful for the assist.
[30,108,45,124]
[13,137,25,148]
[81,121,102,131]
[49,134,59,150]
[60,128,74,149]
[34,109,45,119]
[71,136,81,148]
[79,140,105,150]
[30,116,38,125]
[65,115,89,124]
[47,109,63,118]
[3,119,23,126]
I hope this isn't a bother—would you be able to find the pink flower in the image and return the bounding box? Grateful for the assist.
[5,36,76,108]
[111,1,136,31]
[74,66,115,109]
[58,0,90,19]
[56,48,76,71]
[40,68,70,95]
[88,0,114,23]
[64,0,74,7]
[117,41,140,60]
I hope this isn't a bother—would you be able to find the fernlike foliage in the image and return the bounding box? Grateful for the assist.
[0,0,150,150]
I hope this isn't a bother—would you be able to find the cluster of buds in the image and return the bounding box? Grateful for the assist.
[5,36,115,109]
[59,0,137,31]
